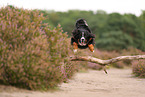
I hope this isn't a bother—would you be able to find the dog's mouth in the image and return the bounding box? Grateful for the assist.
[78,37,87,46]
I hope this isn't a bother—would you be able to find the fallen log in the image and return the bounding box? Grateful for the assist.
[70,55,145,74]
[70,55,145,66]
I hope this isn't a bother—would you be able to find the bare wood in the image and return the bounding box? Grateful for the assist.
[70,55,145,66]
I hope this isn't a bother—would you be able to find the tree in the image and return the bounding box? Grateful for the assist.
[96,31,133,51]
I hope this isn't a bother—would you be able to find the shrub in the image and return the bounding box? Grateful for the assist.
[0,6,77,90]
[88,62,103,70]
[132,60,145,78]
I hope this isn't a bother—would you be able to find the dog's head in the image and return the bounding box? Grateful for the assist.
[77,28,89,46]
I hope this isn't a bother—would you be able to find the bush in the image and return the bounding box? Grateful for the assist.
[88,62,103,70]
[0,6,77,90]
[132,60,145,78]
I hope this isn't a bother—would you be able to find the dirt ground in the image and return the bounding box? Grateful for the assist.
[0,68,145,97]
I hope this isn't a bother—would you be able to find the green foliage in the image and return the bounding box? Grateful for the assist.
[0,6,77,90]
[40,10,145,51]
[96,31,133,51]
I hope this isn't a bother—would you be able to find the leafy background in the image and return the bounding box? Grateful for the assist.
[41,10,145,51]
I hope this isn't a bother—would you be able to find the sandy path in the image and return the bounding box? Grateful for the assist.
[0,68,145,97]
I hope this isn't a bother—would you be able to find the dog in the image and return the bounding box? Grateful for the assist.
[71,19,95,52]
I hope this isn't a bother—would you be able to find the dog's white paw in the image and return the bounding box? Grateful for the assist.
[73,49,77,53]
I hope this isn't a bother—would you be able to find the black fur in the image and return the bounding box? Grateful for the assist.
[71,19,95,49]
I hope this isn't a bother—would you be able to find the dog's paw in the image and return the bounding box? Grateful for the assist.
[88,44,94,52]
[73,49,78,53]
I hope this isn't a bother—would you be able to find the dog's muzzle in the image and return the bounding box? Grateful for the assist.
[78,32,87,46]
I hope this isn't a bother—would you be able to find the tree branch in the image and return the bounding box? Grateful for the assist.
[70,55,145,66]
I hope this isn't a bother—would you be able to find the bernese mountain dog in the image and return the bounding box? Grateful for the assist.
[71,18,95,52]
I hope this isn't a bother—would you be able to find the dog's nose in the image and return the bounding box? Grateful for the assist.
[82,39,85,43]
[81,37,85,43]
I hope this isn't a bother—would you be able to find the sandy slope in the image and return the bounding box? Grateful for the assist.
[0,68,145,97]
